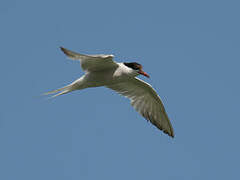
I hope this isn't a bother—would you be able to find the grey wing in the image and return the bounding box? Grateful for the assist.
[106,77,174,138]
[60,47,118,72]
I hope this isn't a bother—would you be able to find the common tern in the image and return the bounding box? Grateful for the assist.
[45,47,174,137]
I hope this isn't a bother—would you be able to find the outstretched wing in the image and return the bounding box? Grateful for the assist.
[106,77,174,138]
[60,47,118,72]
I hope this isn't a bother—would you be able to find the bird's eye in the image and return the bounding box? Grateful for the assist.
[133,64,141,70]
[135,65,142,71]
[134,66,140,70]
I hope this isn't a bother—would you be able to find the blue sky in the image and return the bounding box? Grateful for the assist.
[0,0,239,179]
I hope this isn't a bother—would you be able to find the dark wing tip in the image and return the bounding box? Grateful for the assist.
[162,128,174,138]
[60,46,68,54]
[59,46,76,59]
[165,130,174,138]
[152,121,174,138]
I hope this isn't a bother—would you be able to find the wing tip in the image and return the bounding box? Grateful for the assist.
[154,122,175,138]
[59,46,78,60]
[166,130,175,138]
[59,46,68,55]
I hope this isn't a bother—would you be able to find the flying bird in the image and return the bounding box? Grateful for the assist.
[45,47,174,137]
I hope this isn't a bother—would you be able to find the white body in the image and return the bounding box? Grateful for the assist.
[73,63,138,89]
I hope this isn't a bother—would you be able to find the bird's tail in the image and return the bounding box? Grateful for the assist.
[44,84,73,98]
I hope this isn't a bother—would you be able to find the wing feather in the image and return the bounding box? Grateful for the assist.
[107,77,174,138]
[60,47,118,72]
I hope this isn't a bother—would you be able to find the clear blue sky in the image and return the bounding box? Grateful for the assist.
[0,0,239,179]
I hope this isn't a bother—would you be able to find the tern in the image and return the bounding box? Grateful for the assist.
[45,47,174,137]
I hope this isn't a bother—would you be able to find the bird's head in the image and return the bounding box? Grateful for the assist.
[123,62,150,78]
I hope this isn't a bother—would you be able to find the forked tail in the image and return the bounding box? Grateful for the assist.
[44,84,73,98]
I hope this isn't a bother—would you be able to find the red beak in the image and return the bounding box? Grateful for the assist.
[138,70,150,78]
